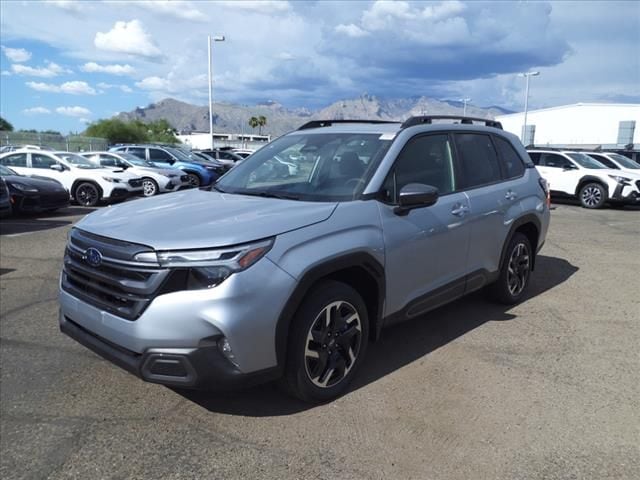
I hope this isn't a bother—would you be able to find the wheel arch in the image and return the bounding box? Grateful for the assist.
[574,175,609,197]
[498,214,541,273]
[275,252,385,370]
[71,179,103,199]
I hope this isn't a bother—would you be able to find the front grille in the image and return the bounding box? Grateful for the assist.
[128,179,143,188]
[61,229,174,320]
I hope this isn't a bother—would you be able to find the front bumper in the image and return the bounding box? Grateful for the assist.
[60,314,278,389]
[10,191,69,212]
[611,182,640,204]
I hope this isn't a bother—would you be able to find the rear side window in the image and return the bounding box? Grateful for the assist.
[1,153,27,167]
[528,152,541,165]
[31,153,57,169]
[127,147,147,159]
[454,133,501,188]
[494,136,525,179]
[588,154,616,169]
[149,148,173,161]
[540,153,572,168]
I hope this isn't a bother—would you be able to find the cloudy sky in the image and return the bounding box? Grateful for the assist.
[1,0,638,133]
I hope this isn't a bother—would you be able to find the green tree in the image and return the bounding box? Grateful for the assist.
[248,116,259,132]
[146,119,180,144]
[84,118,180,144]
[257,115,267,136]
[0,116,14,131]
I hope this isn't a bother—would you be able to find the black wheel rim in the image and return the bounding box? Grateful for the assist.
[76,185,98,206]
[582,186,602,207]
[507,242,530,296]
[143,179,157,196]
[187,174,200,187]
[304,300,362,388]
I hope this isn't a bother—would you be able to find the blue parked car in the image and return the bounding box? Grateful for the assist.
[109,145,219,187]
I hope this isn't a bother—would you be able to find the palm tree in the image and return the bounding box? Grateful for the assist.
[257,115,267,136]
[248,116,259,133]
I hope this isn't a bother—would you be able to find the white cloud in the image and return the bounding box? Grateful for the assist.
[134,1,207,21]
[95,20,162,58]
[81,62,135,75]
[97,82,133,93]
[10,61,71,77]
[23,107,52,115]
[135,76,170,91]
[56,106,91,117]
[217,1,291,13]
[45,1,85,13]
[1,46,32,62]
[335,23,369,38]
[26,80,97,95]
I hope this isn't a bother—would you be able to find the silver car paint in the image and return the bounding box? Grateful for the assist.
[59,123,550,376]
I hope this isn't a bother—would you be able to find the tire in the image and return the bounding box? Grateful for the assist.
[489,232,533,305]
[282,280,369,403]
[185,173,201,188]
[74,182,101,207]
[579,182,607,209]
[142,177,159,197]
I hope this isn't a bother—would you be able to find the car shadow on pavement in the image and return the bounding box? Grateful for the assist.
[176,255,579,417]
[0,207,95,236]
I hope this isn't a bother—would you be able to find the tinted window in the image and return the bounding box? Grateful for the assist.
[1,153,27,167]
[127,147,147,159]
[528,152,541,165]
[454,133,501,188]
[587,154,616,169]
[540,153,572,168]
[386,134,456,201]
[149,148,173,161]
[31,153,58,169]
[494,136,525,179]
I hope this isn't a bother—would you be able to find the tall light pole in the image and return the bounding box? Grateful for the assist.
[519,71,539,143]
[208,35,225,150]
[460,97,471,116]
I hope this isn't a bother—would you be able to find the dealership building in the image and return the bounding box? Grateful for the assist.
[495,103,640,161]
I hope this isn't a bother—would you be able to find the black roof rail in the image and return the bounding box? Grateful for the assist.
[297,119,399,130]
[401,115,503,130]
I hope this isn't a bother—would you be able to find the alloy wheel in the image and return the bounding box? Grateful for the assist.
[186,173,200,187]
[507,242,530,296]
[76,184,99,206]
[581,186,602,207]
[142,179,157,197]
[304,300,362,388]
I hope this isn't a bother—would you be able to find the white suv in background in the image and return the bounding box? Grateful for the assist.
[81,151,189,197]
[0,149,143,206]
[527,149,640,208]
[583,151,640,176]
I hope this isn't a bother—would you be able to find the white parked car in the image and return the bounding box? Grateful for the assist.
[0,149,143,206]
[81,151,189,197]
[527,149,640,208]
[583,151,640,176]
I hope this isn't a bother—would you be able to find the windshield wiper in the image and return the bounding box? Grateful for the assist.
[242,191,301,201]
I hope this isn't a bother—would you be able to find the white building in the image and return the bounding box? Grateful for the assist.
[496,103,640,152]
[177,131,271,150]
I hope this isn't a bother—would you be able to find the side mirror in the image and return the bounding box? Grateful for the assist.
[394,183,439,215]
[50,164,64,172]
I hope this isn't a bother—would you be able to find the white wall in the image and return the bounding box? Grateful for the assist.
[496,104,640,145]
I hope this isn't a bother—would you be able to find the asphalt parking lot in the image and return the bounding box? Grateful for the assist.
[1,202,638,480]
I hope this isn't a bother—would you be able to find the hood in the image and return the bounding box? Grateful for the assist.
[136,166,181,177]
[76,189,338,250]
[4,174,66,191]
[72,166,138,180]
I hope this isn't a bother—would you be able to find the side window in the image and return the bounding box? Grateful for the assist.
[31,153,57,169]
[540,153,571,168]
[590,154,616,169]
[386,134,456,202]
[149,148,173,162]
[127,147,147,159]
[99,155,118,167]
[494,136,525,179]
[528,152,541,165]
[1,153,27,167]
[454,133,501,188]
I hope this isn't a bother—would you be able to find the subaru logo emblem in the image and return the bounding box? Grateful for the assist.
[83,247,102,267]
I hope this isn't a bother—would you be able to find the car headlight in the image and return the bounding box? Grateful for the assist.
[102,176,121,183]
[608,175,631,185]
[134,238,274,289]
[9,182,38,193]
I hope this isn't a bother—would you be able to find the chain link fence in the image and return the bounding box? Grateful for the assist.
[0,131,108,152]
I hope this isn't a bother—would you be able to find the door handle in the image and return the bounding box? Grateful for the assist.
[505,190,518,200]
[451,204,469,216]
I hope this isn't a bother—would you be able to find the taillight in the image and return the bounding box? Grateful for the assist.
[539,177,551,208]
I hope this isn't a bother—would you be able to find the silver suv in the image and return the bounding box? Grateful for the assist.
[59,116,550,402]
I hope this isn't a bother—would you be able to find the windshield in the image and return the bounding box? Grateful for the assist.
[609,153,640,169]
[119,153,156,167]
[567,153,607,169]
[56,152,101,169]
[164,147,194,162]
[216,132,393,201]
[0,165,18,176]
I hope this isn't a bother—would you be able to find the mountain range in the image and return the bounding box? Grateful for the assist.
[117,95,513,137]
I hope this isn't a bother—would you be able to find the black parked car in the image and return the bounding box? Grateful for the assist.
[0,177,11,218]
[0,165,69,214]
